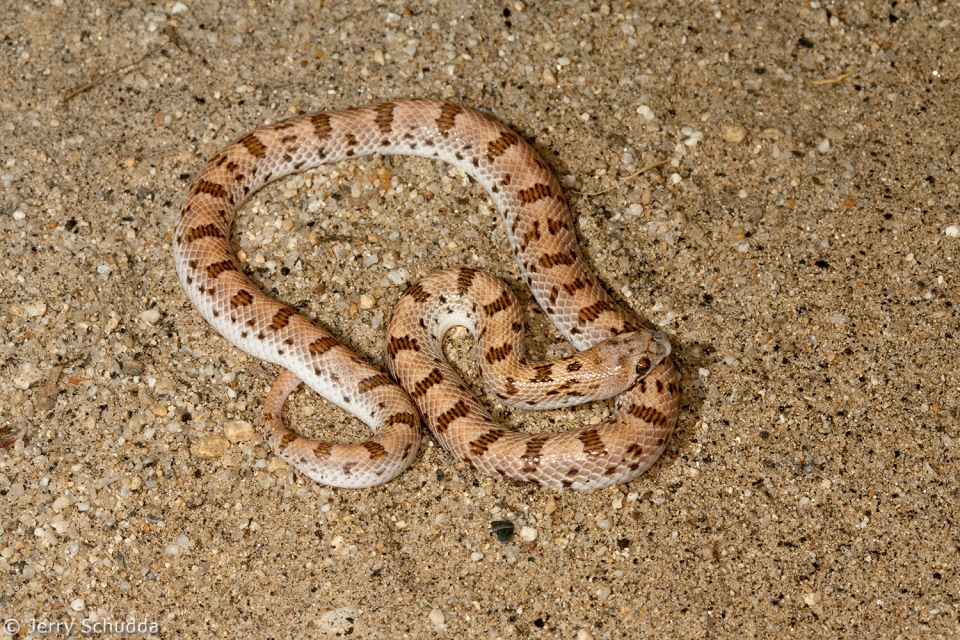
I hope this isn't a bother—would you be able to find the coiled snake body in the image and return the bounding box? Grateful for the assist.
[173,99,679,489]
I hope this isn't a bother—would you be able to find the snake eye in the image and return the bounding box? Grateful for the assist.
[635,357,650,375]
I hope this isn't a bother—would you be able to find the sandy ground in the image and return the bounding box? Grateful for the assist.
[1,0,959,637]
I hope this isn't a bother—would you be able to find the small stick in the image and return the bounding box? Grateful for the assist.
[809,71,853,86]
[569,159,670,197]
[62,26,183,103]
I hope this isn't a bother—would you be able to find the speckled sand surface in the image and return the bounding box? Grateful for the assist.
[1,1,959,638]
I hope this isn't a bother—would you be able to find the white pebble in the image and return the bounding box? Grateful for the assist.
[519,526,538,541]
[52,496,72,510]
[170,1,188,14]
[577,629,595,640]
[70,598,85,612]
[683,131,704,147]
[944,225,960,238]
[13,362,41,390]
[164,544,181,555]
[818,139,831,153]
[140,308,161,324]
[428,608,446,626]
[470,552,484,562]
[359,294,376,310]
[698,367,710,377]
[636,105,655,122]
[387,268,410,285]
[24,301,47,317]
[12,210,25,220]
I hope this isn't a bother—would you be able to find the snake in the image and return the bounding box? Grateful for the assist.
[173,99,680,490]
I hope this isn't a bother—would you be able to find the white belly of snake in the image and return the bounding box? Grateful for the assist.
[173,99,680,489]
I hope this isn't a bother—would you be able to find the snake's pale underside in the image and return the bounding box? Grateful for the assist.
[173,99,679,490]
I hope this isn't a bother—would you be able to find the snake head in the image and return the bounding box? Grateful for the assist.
[592,330,671,382]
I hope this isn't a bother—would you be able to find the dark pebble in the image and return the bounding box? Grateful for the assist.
[491,520,515,543]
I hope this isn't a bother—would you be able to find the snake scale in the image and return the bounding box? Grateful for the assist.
[173,99,679,489]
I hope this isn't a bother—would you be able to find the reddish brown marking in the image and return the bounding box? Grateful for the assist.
[548,286,559,305]
[521,220,541,250]
[411,368,444,399]
[656,379,664,393]
[435,102,464,135]
[386,412,418,429]
[345,133,358,146]
[502,173,512,186]
[511,321,522,333]
[373,102,397,133]
[483,291,510,317]
[485,342,513,364]
[604,465,619,476]
[362,441,388,460]
[578,429,607,456]
[627,404,669,428]
[520,435,550,473]
[469,428,508,457]
[517,183,554,204]
[668,381,679,395]
[562,277,587,295]
[230,290,253,308]
[625,442,644,458]
[531,364,554,383]
[435,399,470,434]
[188,260,198,269]
[566,467,579,477]
[503,377,518,396]
[456,268,479,295]
[272,121,297,130]
[539,252,577,269]
[309,336,339,356]
[546,217,569,235]
[486,130,519,160]
[404,282,431,303]
[578,300,617,324]
[179,224,224,244]
[358,374,392,393]
[342,462,355,475]
[205,260,237,279]
[237,132,267,158]
[387,334,420,358]
[567,360,582,372]
[268,308,296,331]
[311,113,332,139]
[623,319,643,333]
[277,432,297,451]
[192,179,229,199]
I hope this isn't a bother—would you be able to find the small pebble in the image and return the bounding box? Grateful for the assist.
[24,301,47,317]
[470,552,484,562]
[140,308,161,324]
[190,435,230,459]
[944,225,960,238]
[577,629,595,640]
[823,126,846,141]
[266,456,288,474]
[721,123,747,143]
[359,294,376,309]
[491,520,515,543]
[52,496,71,510]
[544,496,557,515]
[152,404,168,417]
[818,139,831,153]
[224,420,256,443]
[519,526,538,542]
[13,362,42,390]
[428,608,446,626]
[636,105,655,122]
[164,544,181,556]
[542,68,557,85]
[70,598,85,612]
[803,591,824,606]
